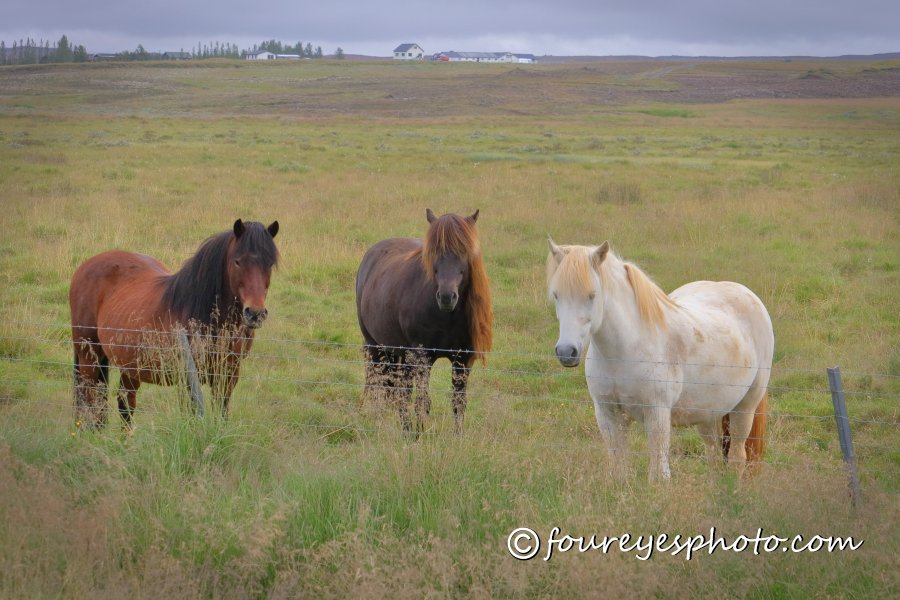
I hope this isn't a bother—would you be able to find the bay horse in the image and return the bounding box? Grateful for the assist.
[69,219,279,430]
[546,239,773,481]
[355,209,493,433]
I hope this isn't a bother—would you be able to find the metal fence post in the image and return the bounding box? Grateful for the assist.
[827,366,862,508]
[177,328,205,418]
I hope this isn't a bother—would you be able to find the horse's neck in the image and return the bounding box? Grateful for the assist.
[593,259,671,358]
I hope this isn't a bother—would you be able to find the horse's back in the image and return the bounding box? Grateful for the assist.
[671,280,774,371]
[356,238,423,347]
[70,250,170,335]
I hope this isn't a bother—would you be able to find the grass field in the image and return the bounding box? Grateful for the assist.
[1,58,898,598]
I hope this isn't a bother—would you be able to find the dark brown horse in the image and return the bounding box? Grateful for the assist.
[356,209,493,433]
[69,219,279,429]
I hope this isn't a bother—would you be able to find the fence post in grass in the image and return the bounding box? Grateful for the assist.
[827,366,861,508]
[177,328,205,418]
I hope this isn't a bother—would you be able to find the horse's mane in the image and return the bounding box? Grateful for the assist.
[422,214,493,362]
[622,261,678,329]
[547,244,677,330]
[161,223,279,326]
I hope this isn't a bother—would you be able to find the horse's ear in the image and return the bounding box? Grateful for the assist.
[592,241,610,269]
[548,237,567,264]
[426,208,437,223]
[267,221,279,238]
[233,219,245,238]
[467,209,479,224]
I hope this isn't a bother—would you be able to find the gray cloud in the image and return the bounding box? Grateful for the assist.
[3,1,898,56]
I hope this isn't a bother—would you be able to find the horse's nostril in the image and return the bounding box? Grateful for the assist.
[243,307,266,321]
[569,347,578,358]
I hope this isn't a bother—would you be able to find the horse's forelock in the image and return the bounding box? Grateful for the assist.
[163,222,279,325]
[233,221,280,267]
[548,246,597,299]
[422,213,480,275]
[421,213,493,361]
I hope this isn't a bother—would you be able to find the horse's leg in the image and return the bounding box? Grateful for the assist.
[726,387,767,476]
[450,358,471,435]
[408,350,432,433]
[643,403,673,483]
[209,354,241,418]
[362,344,385,404]
[73,341,109,430]
[116,371,141,430]
[592,397,629,479]
[697,419,725,472]
[395,362,413,432]
[220,362,241,419]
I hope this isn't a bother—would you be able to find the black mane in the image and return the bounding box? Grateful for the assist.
[161,222,278,326]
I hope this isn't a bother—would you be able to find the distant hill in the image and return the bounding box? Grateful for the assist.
[536,52,900,64]
[344,52,900,63]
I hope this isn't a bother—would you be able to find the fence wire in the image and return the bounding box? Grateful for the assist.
[1,322,897,482]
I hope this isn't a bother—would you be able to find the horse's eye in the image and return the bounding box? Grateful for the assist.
[588,292,596,301]
[552,292,558,301]
[234,259,241,267]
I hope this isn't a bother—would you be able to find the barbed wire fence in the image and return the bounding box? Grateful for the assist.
[1,320,898,497]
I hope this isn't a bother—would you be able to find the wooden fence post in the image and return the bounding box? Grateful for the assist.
[177,328,205,418]
[827,366,862,508]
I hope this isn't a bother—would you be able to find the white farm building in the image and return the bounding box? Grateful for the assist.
[244,51,302,60]
[393,43,425,60]
[433,51,536,64]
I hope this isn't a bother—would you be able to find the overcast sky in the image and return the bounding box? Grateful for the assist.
[3,1,898,57]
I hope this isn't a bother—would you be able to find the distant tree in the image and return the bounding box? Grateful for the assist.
[135,44,148,60]
[335,47,345,59]
[74,45,88,63]
[57,34,73,63]
[314,46,323,58]
[305,43,313,57]
[0,41,6,65]
[23,39,36,64]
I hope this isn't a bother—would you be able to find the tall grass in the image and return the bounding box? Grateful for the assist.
[0,59,898,597]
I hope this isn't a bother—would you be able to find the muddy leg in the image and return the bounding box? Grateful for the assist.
[363,344,391,405]
[450,359,470,434]
[408,350,432,433]
[395,363,413,432]
[73,343,109,430]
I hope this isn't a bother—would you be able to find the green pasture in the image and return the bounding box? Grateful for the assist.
[0,59,898,598]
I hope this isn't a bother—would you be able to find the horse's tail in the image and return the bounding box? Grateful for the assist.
[745,392,767,472]
[720,391,767,473]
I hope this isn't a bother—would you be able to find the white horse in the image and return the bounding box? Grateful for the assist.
[546,239,774,482]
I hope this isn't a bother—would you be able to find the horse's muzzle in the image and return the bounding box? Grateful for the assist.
[555,343,581,367]
[242,307,268,329]
[436,291,458,313]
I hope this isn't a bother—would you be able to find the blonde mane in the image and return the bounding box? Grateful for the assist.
[423,214,493,362]
[548,244,677,330]
[546,244,595,298]
[622,262,678,329]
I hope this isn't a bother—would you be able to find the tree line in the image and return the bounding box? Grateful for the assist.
[0,34,345,65]
[250,39,326,58]
[0,36,88,65]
